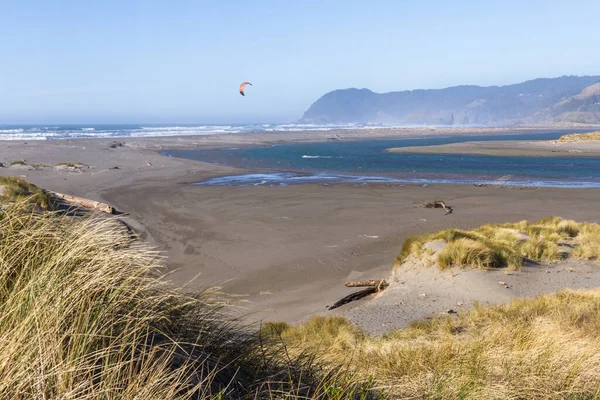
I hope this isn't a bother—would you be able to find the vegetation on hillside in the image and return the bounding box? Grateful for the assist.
[301,76,600,125]
[558,131,600,142]
[396,217,600,270]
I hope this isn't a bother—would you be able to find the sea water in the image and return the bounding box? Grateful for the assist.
[0,122,394,140]
[162,130,600,188]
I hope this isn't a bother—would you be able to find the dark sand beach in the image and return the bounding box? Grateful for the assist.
[2,127,600,332]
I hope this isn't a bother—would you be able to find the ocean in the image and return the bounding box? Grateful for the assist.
[0,123,389,140]
[162,130,600,188]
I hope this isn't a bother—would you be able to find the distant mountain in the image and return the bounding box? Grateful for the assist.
[300,76,600,125]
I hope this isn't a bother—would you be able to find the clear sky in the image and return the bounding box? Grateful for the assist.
[1,0,599,124]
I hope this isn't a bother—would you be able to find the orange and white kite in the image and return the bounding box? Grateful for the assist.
[239,81,252,96]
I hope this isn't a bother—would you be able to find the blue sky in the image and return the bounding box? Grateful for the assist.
[1,0,599,124]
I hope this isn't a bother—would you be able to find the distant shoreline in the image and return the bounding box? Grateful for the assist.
[386,139,600,157]
[1,123,599,142]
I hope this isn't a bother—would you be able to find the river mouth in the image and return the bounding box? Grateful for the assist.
[163,130,600,188]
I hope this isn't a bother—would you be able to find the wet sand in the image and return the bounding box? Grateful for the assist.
[2,128,600,332]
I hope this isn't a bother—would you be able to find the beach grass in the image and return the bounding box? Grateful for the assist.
[558,131,600,142]
[0,176,52,209]
[55,161,84,167]
[267,289,600,399]
[396,217,600,270]
[9,160,27,166]
[0,192,378,399]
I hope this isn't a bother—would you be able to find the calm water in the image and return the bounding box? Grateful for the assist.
[163,130,600,188]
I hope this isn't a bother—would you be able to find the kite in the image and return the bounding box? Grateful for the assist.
[239,81,252,96]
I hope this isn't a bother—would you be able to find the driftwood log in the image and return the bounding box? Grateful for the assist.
[328,279,389,310]
[48,191,115,214]
[345,279,389,289]
[424,200,453,215]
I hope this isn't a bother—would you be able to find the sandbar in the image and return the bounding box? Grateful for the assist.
[387,139,600,157]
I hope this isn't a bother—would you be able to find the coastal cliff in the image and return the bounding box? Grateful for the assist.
[301,75,600,125]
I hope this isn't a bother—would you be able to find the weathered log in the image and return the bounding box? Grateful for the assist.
[328,287,379,311]
[345,279,389,289]
[328,280,389,310]
[48,191,115,214]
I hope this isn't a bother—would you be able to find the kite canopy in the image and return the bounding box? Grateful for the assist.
[239,81,252,96]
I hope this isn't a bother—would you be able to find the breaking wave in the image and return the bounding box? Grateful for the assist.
[192,172,600,188]
[0,122,395,140]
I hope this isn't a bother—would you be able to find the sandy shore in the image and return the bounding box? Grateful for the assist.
[2,127,600,333]
[341,258,600,334]
[387,139,600,157]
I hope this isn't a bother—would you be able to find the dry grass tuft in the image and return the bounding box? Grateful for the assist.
[395,235,424,265]
[0,176,52,209]
[55,161,85,167]
[437,238,505,269]
[396,217,600,270]
[572,222,600,260]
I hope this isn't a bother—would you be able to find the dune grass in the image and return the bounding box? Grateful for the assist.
[55,161,84,167]
[9,160,27,166]
[558,131,600,142]
[396,217,600,270]
[0,194,381,399]
[0,176,52,209]
[268,289,600,399]
[0,201,238,398]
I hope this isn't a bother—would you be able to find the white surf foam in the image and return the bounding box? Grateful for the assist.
[192,172,600,189]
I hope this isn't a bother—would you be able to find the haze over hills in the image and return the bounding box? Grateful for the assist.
[300,76,600,126]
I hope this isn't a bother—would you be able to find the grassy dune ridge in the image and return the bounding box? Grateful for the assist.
[396,217,600,270]
[263,218,600,398]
